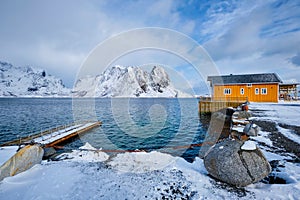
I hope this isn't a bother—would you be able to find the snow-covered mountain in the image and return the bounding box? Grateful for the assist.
[0,61,191,98]
[0,61,70,97]
[73,65,191,98]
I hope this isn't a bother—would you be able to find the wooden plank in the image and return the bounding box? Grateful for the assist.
[46,121,102,147]
[1,121,102,147]
[199,100,244,113]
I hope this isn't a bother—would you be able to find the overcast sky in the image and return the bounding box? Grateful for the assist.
[0,0,299,94]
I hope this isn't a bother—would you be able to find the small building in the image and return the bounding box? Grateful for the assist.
[279,83,299,100]
[207,73,283,103]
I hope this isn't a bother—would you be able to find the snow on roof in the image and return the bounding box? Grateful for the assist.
[207,73,283,85]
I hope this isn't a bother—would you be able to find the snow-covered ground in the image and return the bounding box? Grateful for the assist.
[0,146,18,166]
[1,103,300,199]
[249,101,300,144]
[249,101,300,127]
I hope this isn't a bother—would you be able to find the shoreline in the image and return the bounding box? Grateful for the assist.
[250,108,300,162]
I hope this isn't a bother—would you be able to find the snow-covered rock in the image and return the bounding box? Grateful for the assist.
[241,140,257,150]
[0,145,44,181]
[0,61,70,97]
[204,138,271,187]
[79,142,97,151]
[73,65,192,98]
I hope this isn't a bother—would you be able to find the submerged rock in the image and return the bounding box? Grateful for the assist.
[204,139,271,187]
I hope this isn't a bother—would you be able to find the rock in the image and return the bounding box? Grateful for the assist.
[199,107,235,158]
[243,123,260,136]
[204,139,271,187]
[233,111,252,119]
[43,147,56,159]
[79,142,97,151]
[0,145,44,181]
[218,107,236,117]
[230,130,249,141]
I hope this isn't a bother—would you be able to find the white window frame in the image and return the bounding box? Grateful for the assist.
[255,88,259,95]
[240,88,244,95]
[261,88,267,95]
[224,88,231,95]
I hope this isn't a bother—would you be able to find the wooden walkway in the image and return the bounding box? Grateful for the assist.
[199,97,248,113]
[1,121,102,147]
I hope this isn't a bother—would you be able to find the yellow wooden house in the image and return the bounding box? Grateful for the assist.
[207,73,282,103]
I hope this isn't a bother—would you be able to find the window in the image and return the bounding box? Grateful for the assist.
[224,88,231,95]
[240,88,244,95]
[255,88,259,95]
[247,84,252,87]
[261,88,267,94]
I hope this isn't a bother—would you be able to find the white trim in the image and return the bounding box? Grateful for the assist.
[240,88,244,95]
[224,88,231,95]
[255,88,259,95]
[261,88,267,95]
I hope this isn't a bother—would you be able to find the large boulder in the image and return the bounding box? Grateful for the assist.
[204,139,271,187]
[0,145,44,181]
[199,108,235,158]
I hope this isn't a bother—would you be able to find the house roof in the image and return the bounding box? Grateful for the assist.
[279,83,300,86]
[207,73,282,85]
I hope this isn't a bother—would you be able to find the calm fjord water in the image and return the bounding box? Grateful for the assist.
[0,98,208,161]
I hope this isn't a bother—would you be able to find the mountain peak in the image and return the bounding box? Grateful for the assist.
[73,65,191,98]
[0,61,70,97]
[0,62,192,98]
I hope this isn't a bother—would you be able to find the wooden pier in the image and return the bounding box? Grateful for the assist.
[1,121,102,147]
[199,97,247,114]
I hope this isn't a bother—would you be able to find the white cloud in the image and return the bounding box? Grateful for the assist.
[202,0,300,82]
[290,52,300,67]
[0,0,199,87]
[0,0,299,89]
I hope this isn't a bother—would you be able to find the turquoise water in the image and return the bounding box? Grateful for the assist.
[0,98,208,161]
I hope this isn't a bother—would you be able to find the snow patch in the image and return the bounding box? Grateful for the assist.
[78,142,97,151]
[108,151,177,173]
[252,130,273,146]
[57,143,109,162]
[277,125,300,144]
[241,141,257,150]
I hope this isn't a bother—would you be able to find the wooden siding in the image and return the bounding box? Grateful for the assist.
[199,100,245,113]
[213,83,279,102]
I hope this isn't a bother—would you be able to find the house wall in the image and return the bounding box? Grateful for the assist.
[213,83,279,102]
